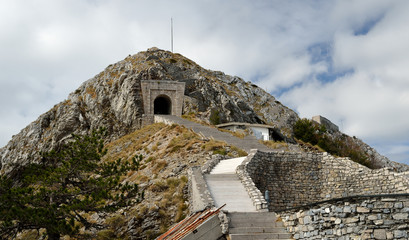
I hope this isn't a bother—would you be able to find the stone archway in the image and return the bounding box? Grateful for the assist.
[141,80,185,117]
[154,95,172,115]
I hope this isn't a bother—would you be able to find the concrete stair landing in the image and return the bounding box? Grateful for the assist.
[210,157,247,174]
[205,157,257,212]
[205,173,257,212]
[229,212,292,240]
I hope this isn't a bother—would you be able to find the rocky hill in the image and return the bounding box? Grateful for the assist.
[1,47,408,239]
[2,47,408,176]
[0,47,299,175]
[0,47,407,174]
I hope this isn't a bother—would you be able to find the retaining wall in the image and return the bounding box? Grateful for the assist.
[278,195,409,239]
[187,167,214,213]
[245,151,409,211]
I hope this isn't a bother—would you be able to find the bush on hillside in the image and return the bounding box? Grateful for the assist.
[293,119,372,168]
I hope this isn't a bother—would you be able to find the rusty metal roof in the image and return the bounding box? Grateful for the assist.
[157,204,225,240]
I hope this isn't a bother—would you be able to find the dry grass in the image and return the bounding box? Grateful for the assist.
[98,122,250,239]
[219,128,246,139]
[104,123,166,161]
[260,140,289,151]
[85,86,97,99]
[229,146,248,157]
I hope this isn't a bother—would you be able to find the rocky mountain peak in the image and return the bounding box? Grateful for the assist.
[0,48,298,174]
[1,47,406,175]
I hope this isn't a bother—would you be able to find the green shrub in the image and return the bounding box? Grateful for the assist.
[209,109,221,125]
[293,119,372,168]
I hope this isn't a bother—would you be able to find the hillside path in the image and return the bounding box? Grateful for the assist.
[205,157,256,212]
[154,115,273,153]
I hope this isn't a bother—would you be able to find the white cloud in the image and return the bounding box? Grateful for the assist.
[0,0,408,165]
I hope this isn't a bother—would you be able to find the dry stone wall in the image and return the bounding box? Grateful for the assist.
[245,151,409,211]
[278,195,409,239]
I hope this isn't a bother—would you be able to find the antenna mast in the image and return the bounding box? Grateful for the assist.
[171,17,174,53]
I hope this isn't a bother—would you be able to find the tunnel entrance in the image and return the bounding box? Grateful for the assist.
[154,95,172,115]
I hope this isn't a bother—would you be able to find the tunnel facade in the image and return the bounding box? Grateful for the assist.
[141,80,185,117]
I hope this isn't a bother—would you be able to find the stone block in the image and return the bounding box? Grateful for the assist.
[394,230,408,239]
[345,217,359,224]
[373,229,386,239]
[344,206,352,213]
[393,213,408,220]
[374,219,384,225]
[357,206,370,213]
[304,216,312,224]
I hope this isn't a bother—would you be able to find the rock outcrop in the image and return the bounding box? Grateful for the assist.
[0,47,405,174]
[0,47,298,174]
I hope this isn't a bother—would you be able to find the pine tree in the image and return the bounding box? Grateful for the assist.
[0,128,143,239]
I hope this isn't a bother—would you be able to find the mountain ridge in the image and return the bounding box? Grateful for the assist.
[1,47,407,175]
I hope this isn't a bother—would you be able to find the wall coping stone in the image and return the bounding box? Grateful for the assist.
[188,167,215,213]
[275,193,409,213]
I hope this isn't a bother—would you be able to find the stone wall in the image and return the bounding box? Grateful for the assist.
[236,150,269,211]
[312,115,339,132]
[187,167,214,213]
[245,151,409,211]
[278,194,409,239]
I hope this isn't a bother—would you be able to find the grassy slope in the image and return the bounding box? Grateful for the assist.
[95,123,245,239]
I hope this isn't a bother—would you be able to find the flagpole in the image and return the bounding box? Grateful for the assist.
[171,18,174,53]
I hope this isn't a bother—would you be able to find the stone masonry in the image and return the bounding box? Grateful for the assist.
[244,151,409,211]
[140,80,185,116]
[278,195,409,239]
[312,115,339,132]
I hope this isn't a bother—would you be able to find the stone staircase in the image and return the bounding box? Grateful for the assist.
[229,212,292,240]
[205,158,292,239]
[205,157,256,212]
[154,115,272,153]
[156,115,292,239]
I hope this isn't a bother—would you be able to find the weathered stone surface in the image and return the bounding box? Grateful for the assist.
[0,48,299,175]
[279,196,409,240]
[245,151,409,211]
[357,206,370,213]
[393,213,408,220]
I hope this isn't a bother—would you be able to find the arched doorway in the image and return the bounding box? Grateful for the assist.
[154,95,172,115]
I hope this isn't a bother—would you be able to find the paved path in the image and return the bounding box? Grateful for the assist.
[155,115,273,153]
[205,157,257,212]
[210,157,247,174]
[156,115,293,239]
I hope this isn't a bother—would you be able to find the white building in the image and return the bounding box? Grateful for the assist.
[216,122,283,141]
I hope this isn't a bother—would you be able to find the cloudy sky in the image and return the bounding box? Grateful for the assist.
[1,0,408,164]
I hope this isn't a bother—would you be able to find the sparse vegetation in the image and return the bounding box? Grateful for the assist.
[293,118,372,168]
[260,140,289,151]
[85,85,97,99]
[0,129,143,240]
[210,109,221,125]
[219,128,246,139]
[97,123,247,239]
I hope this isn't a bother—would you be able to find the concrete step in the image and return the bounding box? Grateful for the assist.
[230,233,293,240]
[205,174,257,212]
[229,227,287,234]
[210,157,247,174]
[204,173,240,180]
[228,212,292,240]
[229,212,283,228]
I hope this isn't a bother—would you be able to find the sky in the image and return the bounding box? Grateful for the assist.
[0,0,408,164]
